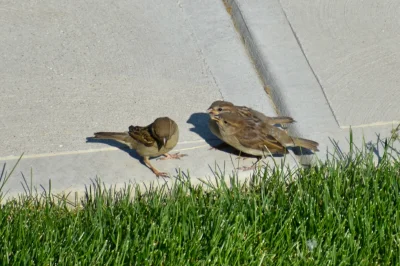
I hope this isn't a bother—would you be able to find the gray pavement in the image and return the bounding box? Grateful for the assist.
[280,0,400,127]
[226,0,400,162]
[1,0,399,200]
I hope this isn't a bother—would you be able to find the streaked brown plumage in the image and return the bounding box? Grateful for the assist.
[212,112,318,156]
[90,117,186,177]
[207,100,295,141]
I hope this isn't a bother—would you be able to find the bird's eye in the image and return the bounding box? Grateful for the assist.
[224,120,228,124]
[218,108,223,111]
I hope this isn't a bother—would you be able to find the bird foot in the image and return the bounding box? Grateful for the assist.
[152,169,170,178]
[144,158,170,178]
[158,152,187,160]
[236,158,262,171]
[237,165,257,171]
[235,156,249,161]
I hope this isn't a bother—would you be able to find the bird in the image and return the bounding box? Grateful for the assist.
[211,112,319,157]
[89,117,186,177]
[207,100,295,141]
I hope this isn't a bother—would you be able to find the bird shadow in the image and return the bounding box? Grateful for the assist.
[186,112,215,144]
[187,112,237,155]
[86,137,146,166]
[289,147,316,156]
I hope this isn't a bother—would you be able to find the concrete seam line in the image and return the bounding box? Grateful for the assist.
[279,5,340,127]
[175,0,224,100]
[0,143,211,161]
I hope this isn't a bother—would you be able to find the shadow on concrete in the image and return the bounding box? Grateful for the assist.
[85,137,145,166]
[186,112,215,144]
[187,112,240,155]
[289,147,316,156]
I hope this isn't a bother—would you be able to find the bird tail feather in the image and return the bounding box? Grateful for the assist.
[270,116,296,125]
[93,132,132,147]
[292,138,319,152]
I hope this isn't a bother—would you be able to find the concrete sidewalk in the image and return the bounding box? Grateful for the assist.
[225,0,400,162]
[0,0,295,199]
[1,0,399,199]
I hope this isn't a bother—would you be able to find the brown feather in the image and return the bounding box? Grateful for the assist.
[293,138,319,152]
[128,125,156,147]
[208,100,295,126]
[213,112,318,156]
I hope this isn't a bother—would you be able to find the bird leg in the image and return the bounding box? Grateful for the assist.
[237,157,262,171]
[235,156,250,161]
[143,157,169,178]
[235,151,256,160]
[157,152,187,160]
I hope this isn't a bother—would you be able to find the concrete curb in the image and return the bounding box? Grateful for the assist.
[179,0,278,117]
[224,0,341,163]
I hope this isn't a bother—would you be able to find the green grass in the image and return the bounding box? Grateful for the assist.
[0,130,400,265]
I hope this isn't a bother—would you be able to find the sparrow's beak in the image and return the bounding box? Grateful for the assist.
[207,107,213,113]
[210,114,220,121]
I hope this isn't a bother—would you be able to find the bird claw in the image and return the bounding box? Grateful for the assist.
[158,152,187,160]
[237,165,257,171]
[236,158,262,171]
[155,171,170,178]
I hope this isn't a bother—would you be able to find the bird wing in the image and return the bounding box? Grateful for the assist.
[236,106,253,118]
[264,125,295,146]
[238,106,294,125]
[236,126,285,152]
[128,125,156,147]
[237,106,270,121]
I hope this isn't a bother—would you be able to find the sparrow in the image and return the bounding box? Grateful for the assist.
[90,117,186,177]
[211,112,319,156]
[207,100,295,141]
